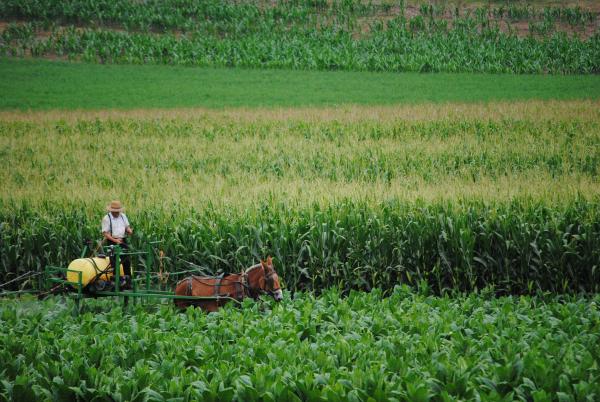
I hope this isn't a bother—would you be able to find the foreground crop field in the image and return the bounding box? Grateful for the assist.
[1,101,600,295]
[1,289,599,401]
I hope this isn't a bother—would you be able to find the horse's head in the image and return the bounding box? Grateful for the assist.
[260,256,283,302]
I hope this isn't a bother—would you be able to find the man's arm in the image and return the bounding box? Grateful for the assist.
[123,214,133,235]
[103,231,123,244]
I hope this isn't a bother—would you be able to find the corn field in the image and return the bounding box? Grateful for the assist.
[2,199,600,295]
[1,0,599,73]
[2,102,600,206]
[1,102,599,295]
[2,2,600,401]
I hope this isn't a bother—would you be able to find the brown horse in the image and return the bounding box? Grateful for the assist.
[174,256,282,312]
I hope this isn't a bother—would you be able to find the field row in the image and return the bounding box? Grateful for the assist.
[1,289,599,400]
[2,1,598,75]
[2,21,598,73]
[3,59,600,110]
[2,200,600,295]
[2,0,598,33]
[1,102,599,207]
[1,102,599,294]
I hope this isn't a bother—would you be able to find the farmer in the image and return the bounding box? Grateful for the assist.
[101,200,133,287]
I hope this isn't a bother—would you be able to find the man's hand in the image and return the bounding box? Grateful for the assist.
[126,227,133,236]
[103,232,122,244]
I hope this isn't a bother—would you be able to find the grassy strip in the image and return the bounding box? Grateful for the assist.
[2,58,600,110]
[1,290,599,400]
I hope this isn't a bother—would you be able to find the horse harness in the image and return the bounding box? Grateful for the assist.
[185,272,248,305]
[183,265,278,304]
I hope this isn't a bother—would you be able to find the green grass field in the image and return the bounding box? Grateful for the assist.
[2,58,600,110]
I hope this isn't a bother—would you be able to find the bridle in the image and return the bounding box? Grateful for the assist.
[242,264,281,298]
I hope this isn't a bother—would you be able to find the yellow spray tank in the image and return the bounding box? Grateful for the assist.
[66,257,124,288]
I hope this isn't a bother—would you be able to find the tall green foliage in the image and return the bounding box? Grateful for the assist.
[1,106,599,295]
[2,200,599,294]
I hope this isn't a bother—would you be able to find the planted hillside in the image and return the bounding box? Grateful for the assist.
[1,0,599,73]
[1,0,598,34]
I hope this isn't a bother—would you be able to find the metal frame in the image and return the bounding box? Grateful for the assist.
[44,242,239,314]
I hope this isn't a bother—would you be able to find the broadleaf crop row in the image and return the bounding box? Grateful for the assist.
[1,289,599,400]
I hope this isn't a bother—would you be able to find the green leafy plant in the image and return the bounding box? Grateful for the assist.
[0,289,599,400]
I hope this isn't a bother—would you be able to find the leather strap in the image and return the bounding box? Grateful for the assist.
[214,276,222,299]
[187,276,193,296]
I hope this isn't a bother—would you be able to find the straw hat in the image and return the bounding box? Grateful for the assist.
[106,200,124,213]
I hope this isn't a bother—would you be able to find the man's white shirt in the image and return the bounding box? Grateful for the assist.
[101,213,130,239]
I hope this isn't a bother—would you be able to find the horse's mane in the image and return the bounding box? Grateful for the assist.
[244,263,262,274]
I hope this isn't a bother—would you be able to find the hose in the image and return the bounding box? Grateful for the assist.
[0,271,42,289]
